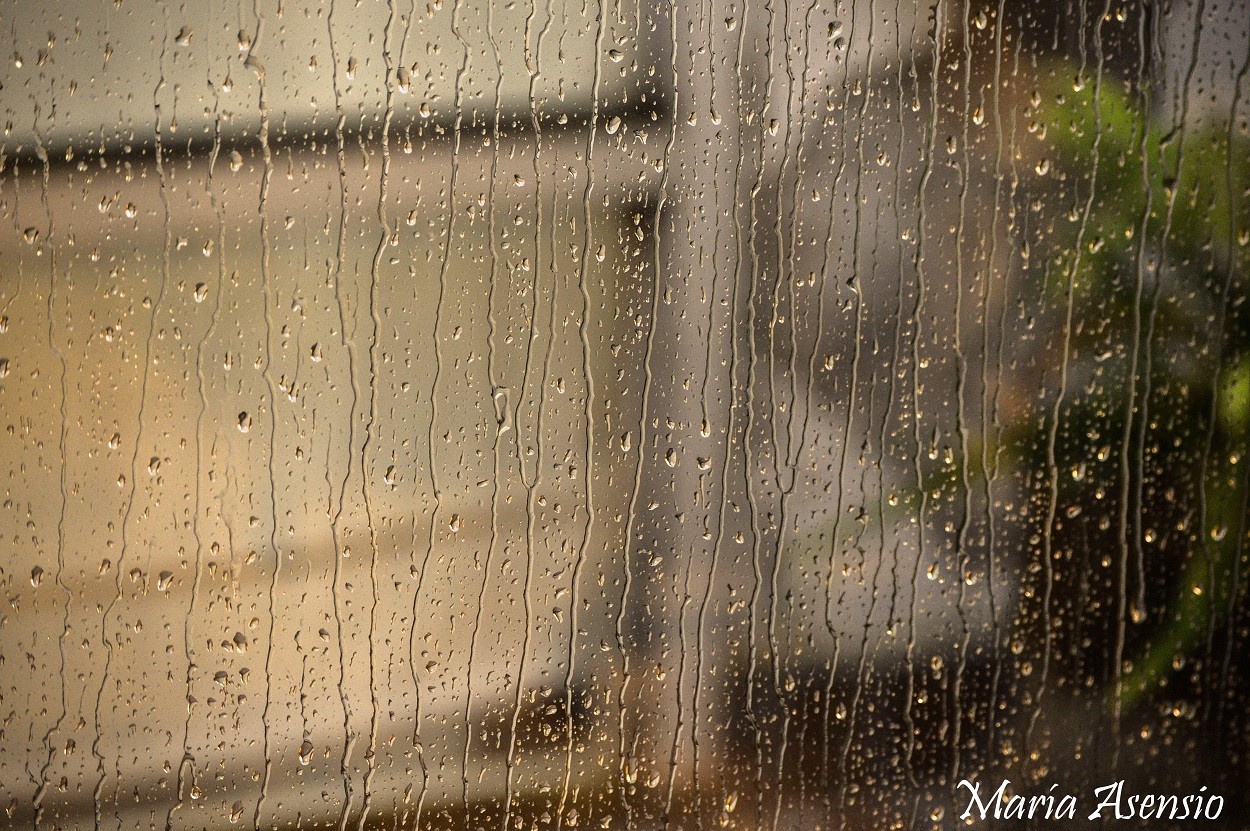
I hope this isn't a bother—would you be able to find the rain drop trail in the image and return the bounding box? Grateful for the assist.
[661,532,698,830]
[812,5,859,814]
[1126,0,1170,736]
[472,0,506,823]
[166,91,228,831]
[877,0,917,682]
[948,0,977,786]
[1029,0,1113,762]
[738,0,784,820]
[1216,44,1250,708]
[325,2,362,825]
[1117,0,1156,722]
[978,0,1013,754]
[613,0,674,823]
[765,1,828,812]
[246,7,287,829]
[756,18,790,808]
[510,0,558,497]
[834,3,881,818]
[555,0,604,823]
[31,116,71,831]
[688,9,734,823]
[903,0,945,786]
[1155,0,1215,719]
[785,0,830,478]
[765,0,799,492]
[502,471,537,831]
[440,0,493,817]
[358,1,404,827]
[818,5,869,815]
[720,0,755,814]
[92,24,174,830]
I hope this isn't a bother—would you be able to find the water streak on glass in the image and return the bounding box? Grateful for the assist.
[1,0,1249,828]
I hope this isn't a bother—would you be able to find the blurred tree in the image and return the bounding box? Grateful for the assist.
[1012,59,1250,723]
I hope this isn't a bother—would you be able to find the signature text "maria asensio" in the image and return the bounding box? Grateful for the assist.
[957,779,1224,822]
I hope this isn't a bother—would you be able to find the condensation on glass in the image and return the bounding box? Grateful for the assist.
[1,0,1248,828]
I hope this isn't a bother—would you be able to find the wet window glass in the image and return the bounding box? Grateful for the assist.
[2,0,1249,828]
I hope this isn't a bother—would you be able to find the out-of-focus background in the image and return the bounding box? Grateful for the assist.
[1,0,1248,828]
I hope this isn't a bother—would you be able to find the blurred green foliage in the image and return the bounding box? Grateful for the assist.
[1032,67,1249,713]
